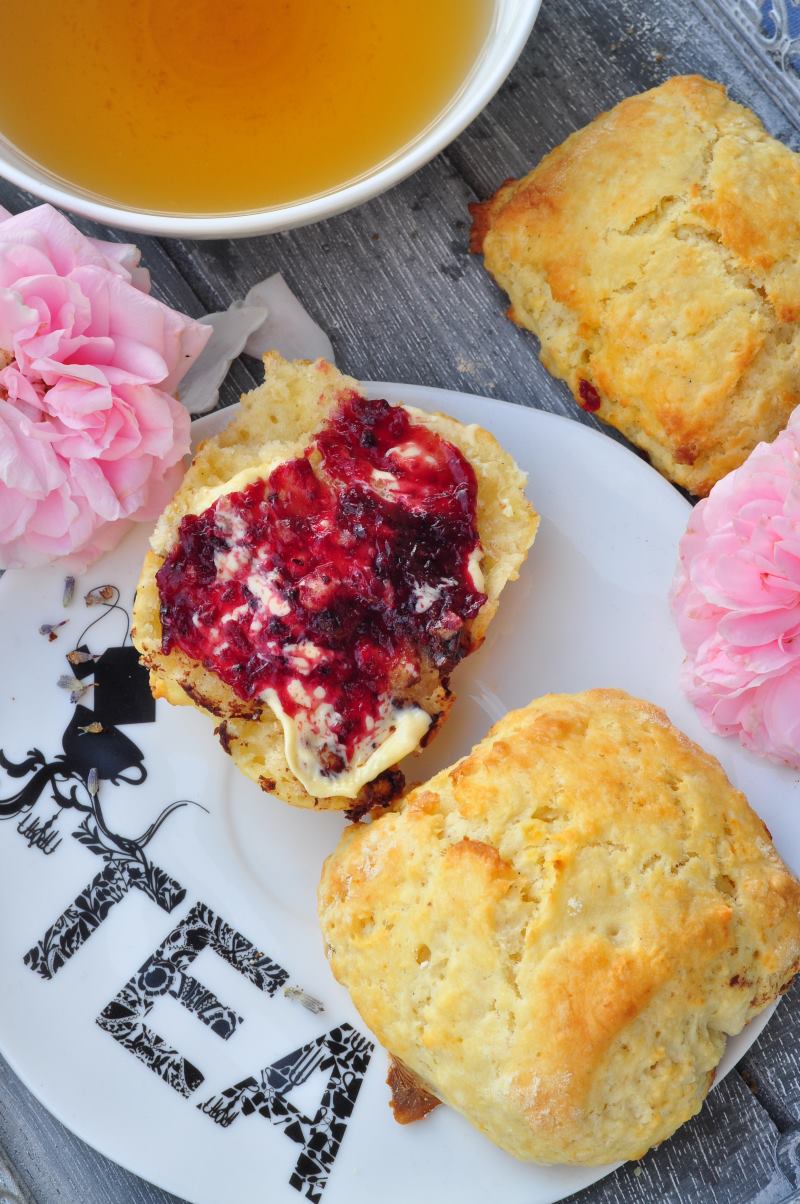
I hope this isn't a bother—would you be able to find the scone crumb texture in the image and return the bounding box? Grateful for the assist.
[319,689,800,1164]
[472,75,800,495]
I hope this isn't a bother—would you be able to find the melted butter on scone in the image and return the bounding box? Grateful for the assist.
[133,354,539,813]
[151,456,295,556]
[197,473,434,797]
[466,546,485,592]
[265,688,430,798]
[155,393,487,798]
[156,447,435,797]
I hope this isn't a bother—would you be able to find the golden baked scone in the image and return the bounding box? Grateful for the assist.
[470,75,800,496]
[132,354,538,812]
[319,689,800,1164]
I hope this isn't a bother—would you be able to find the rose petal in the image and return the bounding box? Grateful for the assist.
[242,273,335,363]
[671,413,800,768]
[0,286,39,352]
[0,206,207,571]
[0,400,64,495]
[178,305,267,415]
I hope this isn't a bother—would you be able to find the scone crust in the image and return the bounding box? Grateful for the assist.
[318,689,800,1163]
[471,74,800,496]
[132,354,538,811]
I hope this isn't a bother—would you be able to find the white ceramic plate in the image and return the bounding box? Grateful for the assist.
[0,384,797,1204]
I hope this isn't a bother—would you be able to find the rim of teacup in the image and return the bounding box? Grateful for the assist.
[0,0,541,239]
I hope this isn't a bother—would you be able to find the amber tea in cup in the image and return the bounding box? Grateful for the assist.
[1,0,492,215]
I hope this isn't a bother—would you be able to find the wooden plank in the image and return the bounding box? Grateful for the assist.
[0,1143,30,1204]
[563,1071,795,1204]
[0,1051,179,1204]
[448,0,797,207]
[739,980,800,1132]
[158,150,621,446]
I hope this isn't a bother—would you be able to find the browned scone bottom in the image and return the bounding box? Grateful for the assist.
[470,75,800,496]
[387,1056,441,1124]
[318,689,800,1164]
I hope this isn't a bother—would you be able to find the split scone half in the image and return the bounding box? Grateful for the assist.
[319,689,800,1164]
[132,354,538,812]
[471,74,800,496]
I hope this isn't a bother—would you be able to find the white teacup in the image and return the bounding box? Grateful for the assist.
[0,0,540,240]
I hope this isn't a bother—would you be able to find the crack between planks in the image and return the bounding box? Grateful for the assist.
[0,1143,31,1204]
[739,1064,800,1137]
[446,139,498,207]
[155,235,232,316]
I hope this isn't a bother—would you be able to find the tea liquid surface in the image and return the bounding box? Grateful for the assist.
[1,0,491,213]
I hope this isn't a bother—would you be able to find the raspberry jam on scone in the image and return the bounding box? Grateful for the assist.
[156,394,486,796]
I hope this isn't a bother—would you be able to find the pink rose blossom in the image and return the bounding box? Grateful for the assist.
[0,204,210,570]
[671,413,800,767]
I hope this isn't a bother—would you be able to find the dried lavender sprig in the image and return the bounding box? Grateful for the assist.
[63,576,76,607]
[57,674,84,691]
[57,674,96,705]
[283,985,325,1014]
[39,620,68,637]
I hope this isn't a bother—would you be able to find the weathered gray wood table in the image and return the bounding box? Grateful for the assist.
[2,1,800,1201]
